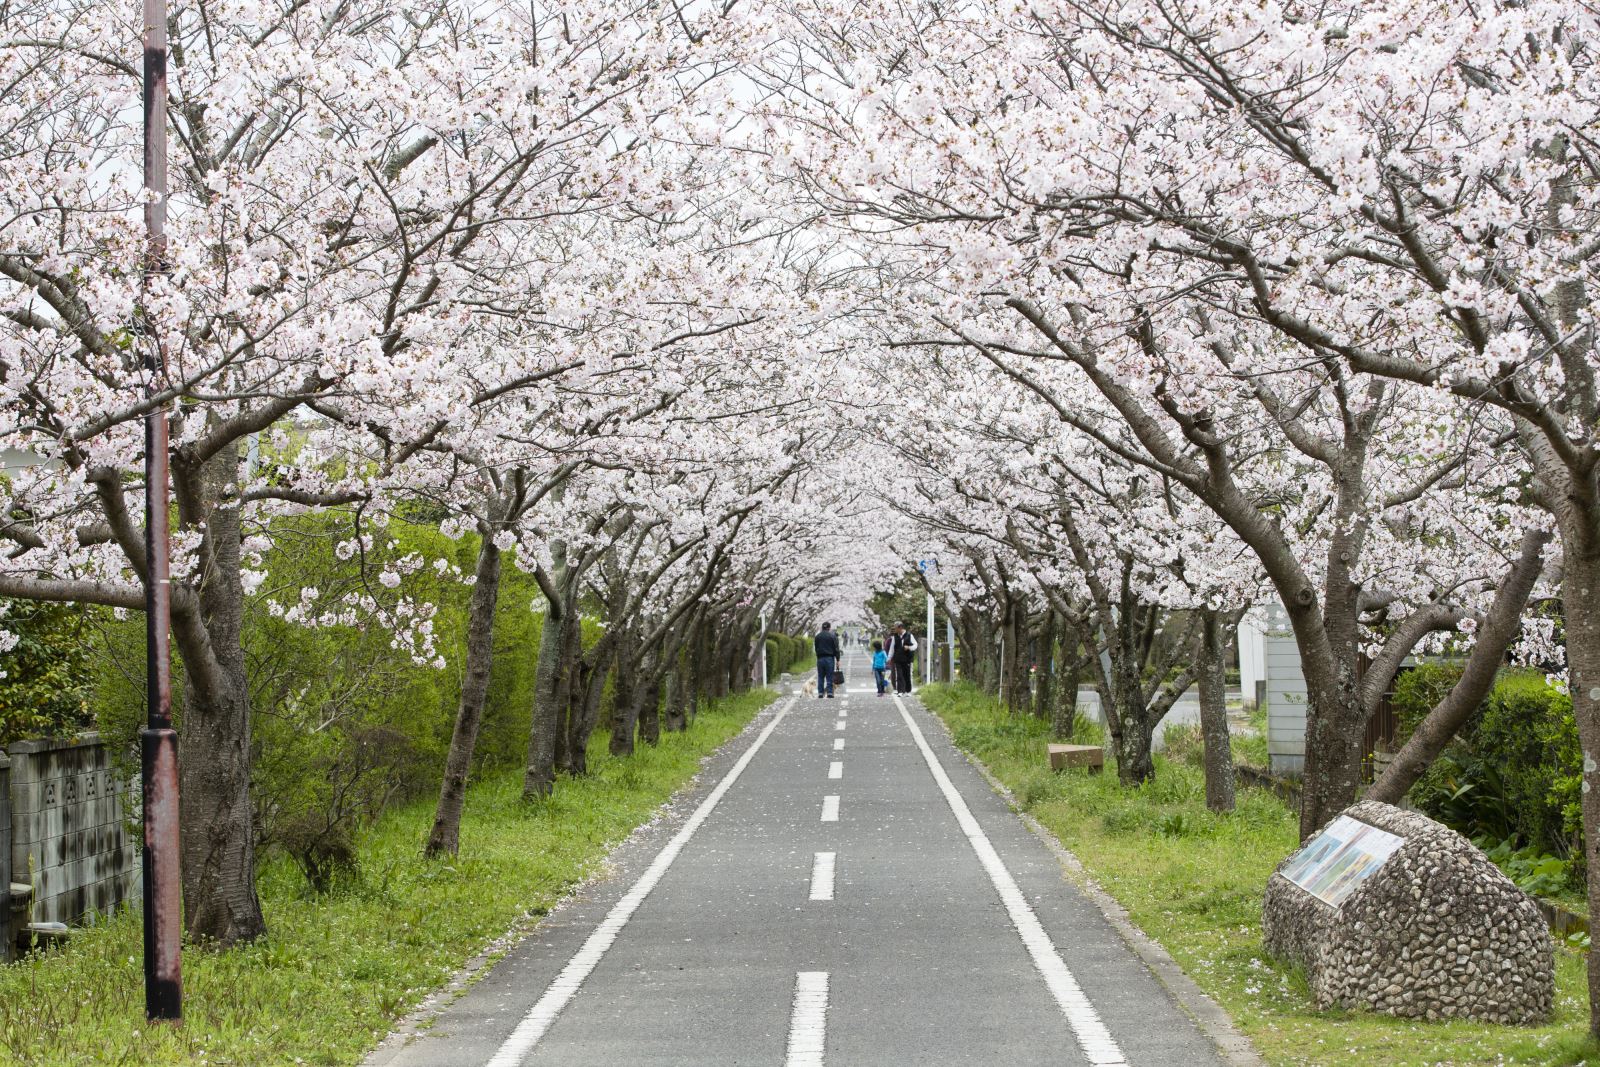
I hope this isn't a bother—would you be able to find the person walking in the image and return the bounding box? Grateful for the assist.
[813,622,841,699]
[871,640,890,696]
[888,622,918,694]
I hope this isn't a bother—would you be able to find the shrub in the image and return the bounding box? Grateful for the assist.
[1476,671,1581,857]
[1397,663,1581,880]
[764,633,810,681]
[1392,660,1471,739]
[87,511,548,893]
[0,599,95,746]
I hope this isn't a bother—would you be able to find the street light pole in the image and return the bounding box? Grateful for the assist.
[142,0,183,1023]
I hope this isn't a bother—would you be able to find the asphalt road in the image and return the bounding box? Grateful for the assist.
[368,648,1235,1067]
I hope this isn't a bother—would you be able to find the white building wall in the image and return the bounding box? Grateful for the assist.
[1238,614,1266,704]
[1262,601,1308,777]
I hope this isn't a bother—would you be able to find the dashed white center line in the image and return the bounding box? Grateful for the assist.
[820,795,840,822]
[833,738,844,751]
[785,971,829,1067]
[828,761,842,780]
[835,719,846,731]
[809,852,835,901]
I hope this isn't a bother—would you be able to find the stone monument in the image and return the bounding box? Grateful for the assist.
[1263,800,1553,1023]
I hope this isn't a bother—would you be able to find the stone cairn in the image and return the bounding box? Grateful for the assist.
[1263,800,1553,1024]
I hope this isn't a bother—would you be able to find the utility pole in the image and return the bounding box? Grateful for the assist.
[141,0,183,1022]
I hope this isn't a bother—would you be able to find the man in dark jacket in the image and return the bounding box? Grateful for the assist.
[888,622,918,694]
[813,622,841,699]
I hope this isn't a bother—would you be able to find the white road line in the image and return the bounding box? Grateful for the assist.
[809,851,836,901]
[484,697,798,1067]
[828,761,842,780]
[892,695,1128,1066]
[833,738,844,751]
[835,719,846,731]
[785,971,829,1067]
[820,795,840,822]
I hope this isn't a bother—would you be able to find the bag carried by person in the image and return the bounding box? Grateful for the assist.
[832,668,845,685]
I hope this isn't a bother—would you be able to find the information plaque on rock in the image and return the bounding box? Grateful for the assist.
[1279,814,1405,908]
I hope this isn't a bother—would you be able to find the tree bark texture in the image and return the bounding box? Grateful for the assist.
[1051,613,1086,742]
[172,443,265,945]
[566,652,609,776]
[1198,610,1236,814]
[550,611,580,774]
[1108,654,1156,786]
[1552,508,1600,1038]
[1032,610,1057,720]
[426,534,502,857]
[608,642,639,757]
[522,545,568,801]
[637,676,662,746]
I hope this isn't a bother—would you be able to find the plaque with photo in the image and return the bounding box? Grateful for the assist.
[1280,814,1406,908]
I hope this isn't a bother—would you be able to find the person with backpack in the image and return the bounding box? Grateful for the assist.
[813,622,842,699]
[888,622,918,693]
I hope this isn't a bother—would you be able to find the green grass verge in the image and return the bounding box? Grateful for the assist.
[0,688,775,1066]
[920,682,1597,1067]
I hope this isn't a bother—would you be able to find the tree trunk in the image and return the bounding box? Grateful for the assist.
[522,546,568,801]
[1557,531,1600,1039]
[1111,663,1156,786]
[1052,660,1081,742]
[1032,610,1057,720]
[551,611,580,774]
[1000,603,1020,711]
[567,654,609,776]
[172,443,265,946]
[663,661,689,732]
[638,675,662,746]
[1295,638,1367,837]
[609,644,638,757]
[1198,610,1236,814]
[426,534,502,857]
[1094,601,1159,787]
[1051,613,1084,742]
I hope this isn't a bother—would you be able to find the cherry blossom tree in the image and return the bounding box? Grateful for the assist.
[0,0,755,942]
[740,0,1553,841]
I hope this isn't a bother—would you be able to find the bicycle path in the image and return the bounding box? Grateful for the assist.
[367,648,1240,1066]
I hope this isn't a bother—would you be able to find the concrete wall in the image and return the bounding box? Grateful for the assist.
[8,734,137,927]
[1262,602,1308,777]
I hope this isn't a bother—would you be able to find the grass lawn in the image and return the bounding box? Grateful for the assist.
[0,687,775,1066]
[920,682,1597,1067]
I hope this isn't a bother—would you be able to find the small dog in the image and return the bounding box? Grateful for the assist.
[802,676,818,697]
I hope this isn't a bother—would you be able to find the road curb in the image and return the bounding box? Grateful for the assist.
[918,699,1268,1067]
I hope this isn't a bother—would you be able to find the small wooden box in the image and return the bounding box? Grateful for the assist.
[1048,744,1104,773]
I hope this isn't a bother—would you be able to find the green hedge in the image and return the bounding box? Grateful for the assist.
[0,600,95,746]
[87,511,548,890]
[1396,663,1580,868]
[765,633,809,681]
